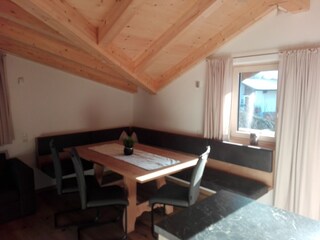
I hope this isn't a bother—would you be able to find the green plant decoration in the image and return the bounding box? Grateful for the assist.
[123,136,135,148]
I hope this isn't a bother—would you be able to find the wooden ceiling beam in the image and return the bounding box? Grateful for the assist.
[98,0,134,45]
[11,0,157,93]
[277,0,310,13]
[155,1,274,90]
[133,0,219,73]
[0,17,126,81]
[10,0,96,43]
[0,37,137,92]
[0,0,65,41]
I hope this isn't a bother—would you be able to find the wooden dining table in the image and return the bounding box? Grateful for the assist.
[73,140,199,233]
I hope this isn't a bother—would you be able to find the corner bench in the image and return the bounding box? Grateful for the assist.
[36,127,272,199]
[36,127,130,178]
[133,127,272,200]
[171,168,268,199]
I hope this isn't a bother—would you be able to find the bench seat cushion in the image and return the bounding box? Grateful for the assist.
[172,167,268,199]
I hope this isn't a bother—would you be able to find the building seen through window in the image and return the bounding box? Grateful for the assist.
[237,70,278,137]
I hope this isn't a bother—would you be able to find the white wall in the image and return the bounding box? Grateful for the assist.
[134,0,320,135]
[0,55,134,189]
[216,0,320,56]
[134,61,206,136]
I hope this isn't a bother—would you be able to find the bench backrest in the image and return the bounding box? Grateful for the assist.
[132,127,273,172]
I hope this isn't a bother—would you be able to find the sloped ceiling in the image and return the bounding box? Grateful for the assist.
[0,0,309,93]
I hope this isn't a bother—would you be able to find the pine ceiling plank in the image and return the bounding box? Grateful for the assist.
[11,0,157,93]
[277,0,310,13]
[155,0,275,90]
[133,0,218,73]
[0,17,125,81]
[0,0,67,42]
[143,0,250,78]
[0,37,137,93]
[10,0,96,42]
[98,0,134,44]
[65,0,116,27]
[113,0,197,62]
[104,42,156,88]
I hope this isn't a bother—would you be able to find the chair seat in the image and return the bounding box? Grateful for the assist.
[87,185,128,208]
[149,183,189,207]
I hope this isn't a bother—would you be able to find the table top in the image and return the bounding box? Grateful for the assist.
[75,141,198,183]
[155,190,320,240]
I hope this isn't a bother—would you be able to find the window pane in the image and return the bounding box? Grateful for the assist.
[238,70,278,136]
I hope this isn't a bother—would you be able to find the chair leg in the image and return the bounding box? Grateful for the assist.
[77,205,127,240]
[151,203,157,238]
[94,207,101,222]
[122,206,128,240]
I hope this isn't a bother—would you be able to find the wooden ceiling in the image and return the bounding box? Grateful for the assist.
[0,0,309,93]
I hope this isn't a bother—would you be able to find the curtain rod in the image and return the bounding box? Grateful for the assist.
[232,52,279,59]
[232,46,320,59]
[208,46,320,60]
[206,51,279,60]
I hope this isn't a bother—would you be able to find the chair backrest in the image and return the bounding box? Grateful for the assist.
[49,139,63,195]
[188,146,210,205]
[70,148,87,210]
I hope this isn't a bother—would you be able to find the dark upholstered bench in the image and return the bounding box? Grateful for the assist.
[133,127,273,172]
[133,127,271,199]
[36,126,272,199]
[36,127,129,178]
[172,168,268,199]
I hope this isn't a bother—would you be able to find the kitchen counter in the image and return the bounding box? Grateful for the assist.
[155,190,320,240]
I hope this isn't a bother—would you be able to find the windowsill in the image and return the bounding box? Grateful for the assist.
[229,136,275,150]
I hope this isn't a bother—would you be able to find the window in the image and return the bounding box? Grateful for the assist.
[231,63,278,143]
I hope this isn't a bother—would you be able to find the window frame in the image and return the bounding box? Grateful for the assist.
[230,63,279,145]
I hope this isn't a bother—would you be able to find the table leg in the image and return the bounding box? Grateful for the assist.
[155,177,166,188]
[123,177,137,233]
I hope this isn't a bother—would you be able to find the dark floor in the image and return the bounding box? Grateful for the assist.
[0,186,163,240]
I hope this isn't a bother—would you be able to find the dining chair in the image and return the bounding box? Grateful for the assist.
[49,139,96,228]
[70,148,129,240]
[149,146,211,237]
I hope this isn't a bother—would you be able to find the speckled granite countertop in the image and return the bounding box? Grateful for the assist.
[155,190,320,240]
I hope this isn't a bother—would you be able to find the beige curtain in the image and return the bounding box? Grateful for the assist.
[204,57,232,140]
[0,53,14,145]
[274,48,320,220]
